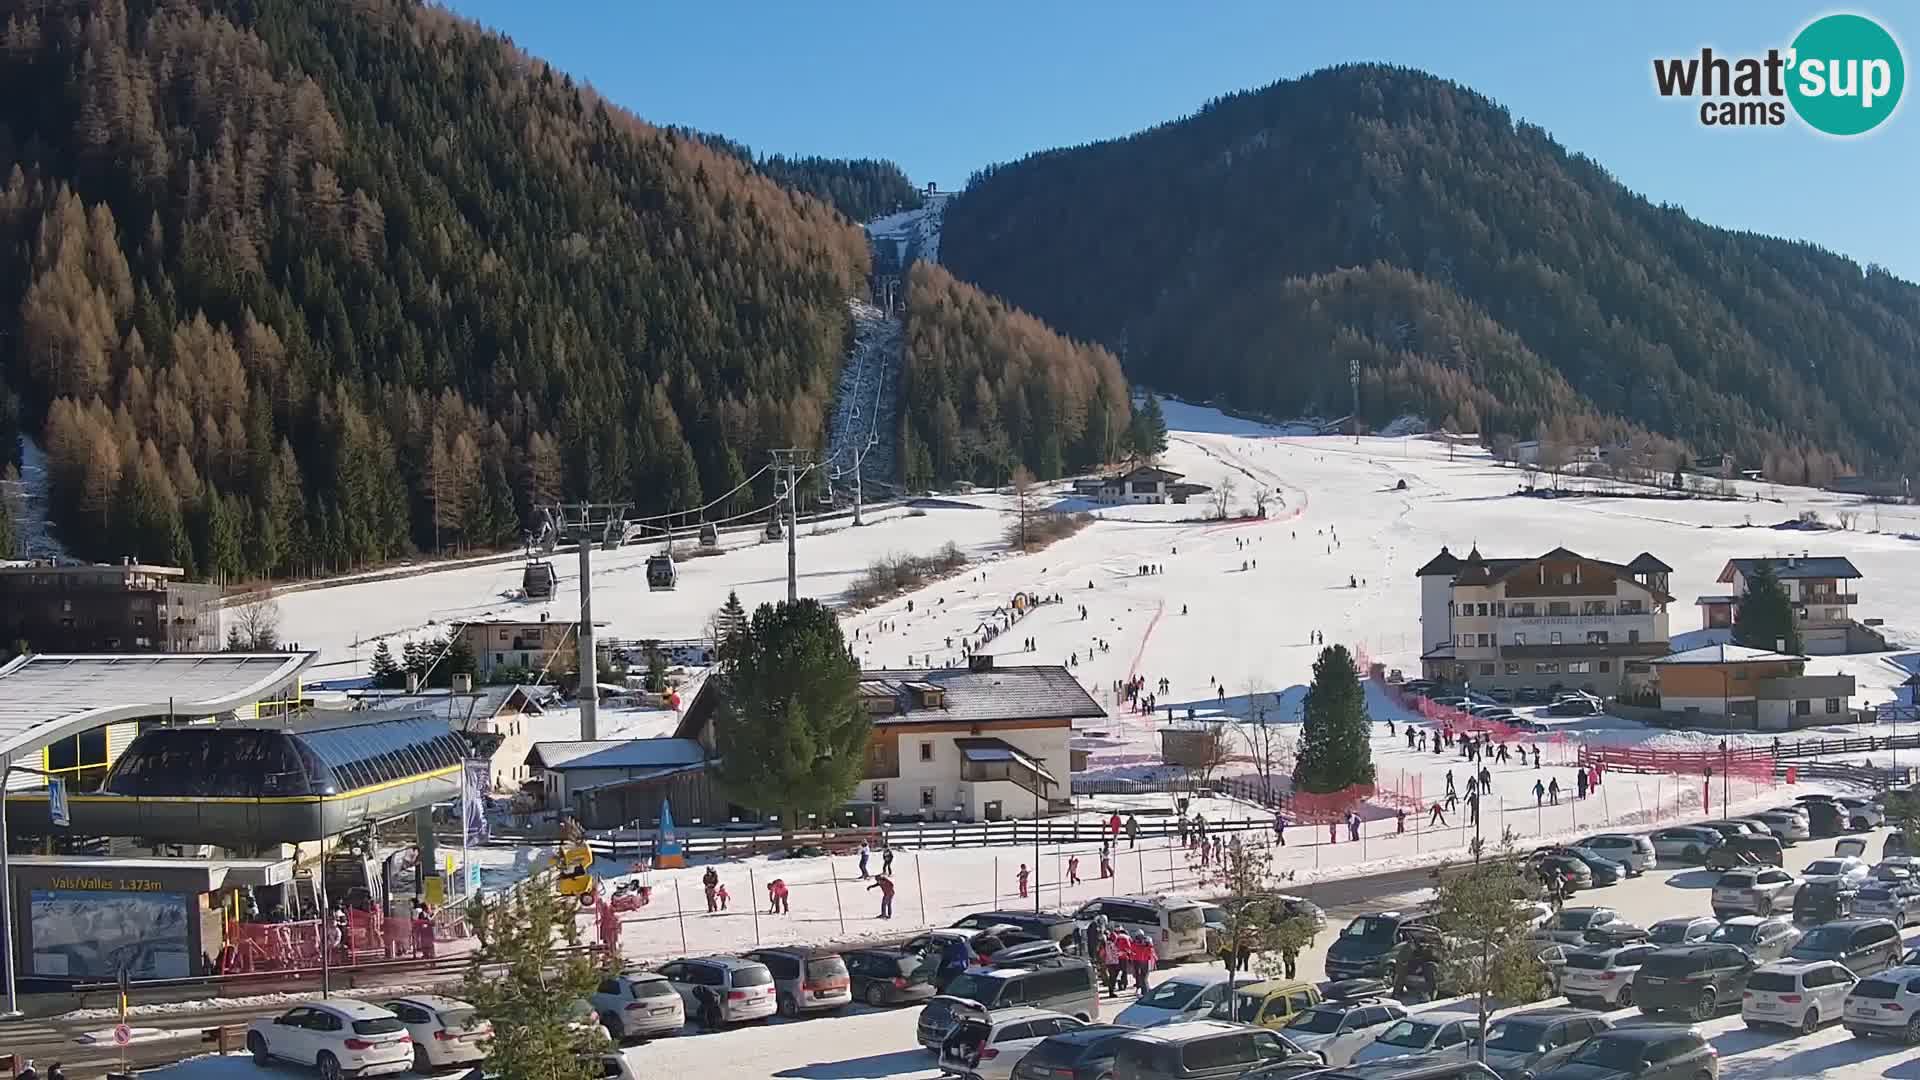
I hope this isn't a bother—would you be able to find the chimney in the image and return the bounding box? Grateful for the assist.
[969,654,995,673]
[406,671,421,693]
[453,673,473,694]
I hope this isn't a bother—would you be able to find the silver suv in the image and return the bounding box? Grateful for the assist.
[1712,867,1799,918]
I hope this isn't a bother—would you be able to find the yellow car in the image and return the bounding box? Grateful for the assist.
[1211,978,1323,1029]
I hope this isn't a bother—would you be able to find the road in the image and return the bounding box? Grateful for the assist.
[13,829,1915,1079]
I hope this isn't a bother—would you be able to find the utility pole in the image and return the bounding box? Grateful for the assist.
[769,449,815,603]
[541,502,630,740]
[1350,357,1361,445]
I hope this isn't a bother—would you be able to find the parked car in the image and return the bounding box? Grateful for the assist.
[1631,945,1756,1020]
[1799,800,1848,838]
[849,947,939,1008]
[1741,959,1856,1033]
[379,994,491,1071]
[1558,945,1657,1009]
[1837,796,1885,830]
[586,973,684,1042]
[1534,907,1640,947]
[1648,827,1725,864]
[1530,1028,1718,1080]
[1349,1013,1482,1065]
[940,1005,1084,1080]
[1013,1023,1135,1080]
[1072,897,1211,962]
[1888,832,1913,861]
[1853,878,1920,927]
[1477,1008,1613,1080]
[1549,849,1626,886]
[1703,834,1785,871]
[1115,971,1263,1028]
[1646,917,1718,947]
[1710,867,1799,918]
[1843,964,1920,1040]
[1530,854,1595,894]
[1546,697,1602,717]
[1211,978,1324,1030]
[1573,835,1657,874]
[1788,917,1903,976]
[954,911,1082,947]
[1111,1019,1316,1080]
[1326,912,1437,980]
[919,958,1103,1050]
[1706,915,1800,962]
[656,956,777,1026]
[1801,855,1872,889]
[1753,808,1811,843]
[1515,687,1551,705]
[1281,1001,1410,1066]
[1695,820,1759,841]
[1873,856,1920,881]
[247,999,413,1079]
[1792,879,1859,926]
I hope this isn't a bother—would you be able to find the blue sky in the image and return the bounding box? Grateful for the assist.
[444,1,1917,281]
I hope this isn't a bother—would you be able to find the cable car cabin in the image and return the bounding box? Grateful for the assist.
[523,558,557,599]
[765,515,784,540]
[699,522,719,548]
[646,552,678,591]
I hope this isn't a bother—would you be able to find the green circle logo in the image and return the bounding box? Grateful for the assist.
[1787,14,1905,135]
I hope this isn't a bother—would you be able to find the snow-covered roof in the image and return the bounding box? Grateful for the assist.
[526,737,707,772]
[860,665,1106,726]
[1719,557,1862,581]
[1653,644,1807,665]
[0,652,316,760]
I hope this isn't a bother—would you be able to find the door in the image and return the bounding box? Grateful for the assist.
[1815,965,1852,1016]
[272,1008,315,1062]
[658,962,695,1011]
[1716,949,1753,1003]
[306,1009,344,1065]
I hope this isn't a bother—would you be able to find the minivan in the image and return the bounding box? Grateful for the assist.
[918,958,1102,1050]
[1074,897,1211,962]
[1326,911,1437,980]
[1788,917,1902,976]
[744,946,851,1017]
[1575,835,1657,874]
[655,955,777,1025]
[1111,1019,1315,1080]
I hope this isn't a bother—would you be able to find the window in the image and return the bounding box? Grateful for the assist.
[1459,634,1471,648]
[920,786,937,808]
[1567,662,1591,674]
[1476,603,1489,617]
[1479,664,1495,676]
[1476,634,1490,647]
[1627,629,1640,643]
[1548,601,1571,616]
[1560,572,1574,585]
[1619,600,1644,614]
[1826,698,1843,714]
[1493,602,1505,616]
[1505,663,1520,675]
[499,629,510,642]
[1511,602,1536,617]
[1586,631,1609,644]
[1550,632,1563,645]
[1536,662,1560,674]
[1513,633,1526,645]
[1582,601,1609,616]
[134,615,146,627]
[870,782,887,803]
[919,741,934,762]
[1796,699,1811,716]
[1598,661,1611,673]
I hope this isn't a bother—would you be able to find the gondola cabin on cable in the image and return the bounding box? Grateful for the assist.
[523,557,557,599]
[765,514,784,541]
[698,521,719,549]
[646,552,678,591]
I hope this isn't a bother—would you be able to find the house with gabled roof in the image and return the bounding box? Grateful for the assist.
[1695,555,1867,655]
[1651,643,1856,729]
[1415,545,1673,697]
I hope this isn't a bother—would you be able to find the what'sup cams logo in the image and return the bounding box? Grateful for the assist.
[1654,13,1905,135]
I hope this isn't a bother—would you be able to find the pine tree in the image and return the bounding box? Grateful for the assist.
[641,639,668,693]
[1128,393,1168,462]
[369,639,403,689]
[711,590,748,659]
[1432,840,1550,1060]
[712,599,869,828]
[402,639,427,683]
[1732,560,1802,655]
[1293,644,1374,793]
[459,877,611,1080]
[440,629,477,688]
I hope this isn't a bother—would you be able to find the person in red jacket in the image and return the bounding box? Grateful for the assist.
[867,874,895,919]
[1130,930,1157,993]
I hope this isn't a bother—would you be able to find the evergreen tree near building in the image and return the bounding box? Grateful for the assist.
[439,630,477,688]
[641,639,669,693]
[1129,393,1169,462]
[1432,840,1550,1061]
[1732,560,1803,655]
[460,879,611,1080]
[369,640,403,690]
[1293,644,1375,793]
[712,599,869,829]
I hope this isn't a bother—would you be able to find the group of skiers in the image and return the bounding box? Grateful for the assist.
[1088,915,1158,996]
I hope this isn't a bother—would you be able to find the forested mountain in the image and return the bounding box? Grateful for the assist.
[686,131,922,223]
[0,0,879,578]
[943,64,1920,479]
[898,262,1130,489]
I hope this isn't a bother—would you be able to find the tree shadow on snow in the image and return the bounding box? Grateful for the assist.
[773,1048,941,1078]
[1714,1032,1897,1080]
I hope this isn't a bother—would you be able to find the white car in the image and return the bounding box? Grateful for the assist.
[1845,964,1920,1040]
[939,1004,1084,1080]
[378,995,490,1071]
[247,999,413,1080]
[589,1053,643,1080]
[1281,1000,1409,1066]
[1742,960,1855,1034]
[1801,855,1872,889]
[1648,826,1725,864]
[1558,944,1657,1009]
[1754,809,1811,842]
[1574,835,1658,874]
[1349,1014,1482,1064]
[589,972,687,1041]
[1838,797,1885,830]
[1113,971,1262,1027]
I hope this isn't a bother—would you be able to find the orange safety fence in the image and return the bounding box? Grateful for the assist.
[1578,745,1777,779]
[220,907,468,974]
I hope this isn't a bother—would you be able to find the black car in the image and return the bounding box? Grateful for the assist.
[1326,912,1437,980]
[1792,880,1858,926]
[952,910,1081,946]
[1536,907,1641,947]
[1531,854,1595,894]
[1802,800,1847,838]
[1012,1023,1132,1080]
[1317,1062,1502,1080]
[841,947,935,1007]
[1789,917,1902,976]
[1631,945,1755,1020]
[1515,687,1551,705]
[1704,834,1785,870]
[1532,1028,1718,1080]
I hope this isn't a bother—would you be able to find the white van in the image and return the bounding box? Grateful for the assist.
[1072,896,1211,962]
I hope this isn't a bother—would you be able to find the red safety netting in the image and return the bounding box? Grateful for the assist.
[1578,745,1776,780]
[220,908,464,974]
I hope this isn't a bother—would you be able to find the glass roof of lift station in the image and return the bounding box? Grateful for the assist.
[104,713,467,798]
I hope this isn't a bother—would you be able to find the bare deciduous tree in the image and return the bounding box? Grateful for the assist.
[1239,679,1295,804]
[1252,486,1271,518]
[226,596,282,651]
[1007,465,1039,550]
[1211,473,1237,520]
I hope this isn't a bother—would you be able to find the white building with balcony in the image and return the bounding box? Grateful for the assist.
[1416,546,1673,697]
[1695,555,1865,655]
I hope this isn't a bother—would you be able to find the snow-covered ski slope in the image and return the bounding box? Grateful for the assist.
[277,398,1920,710]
